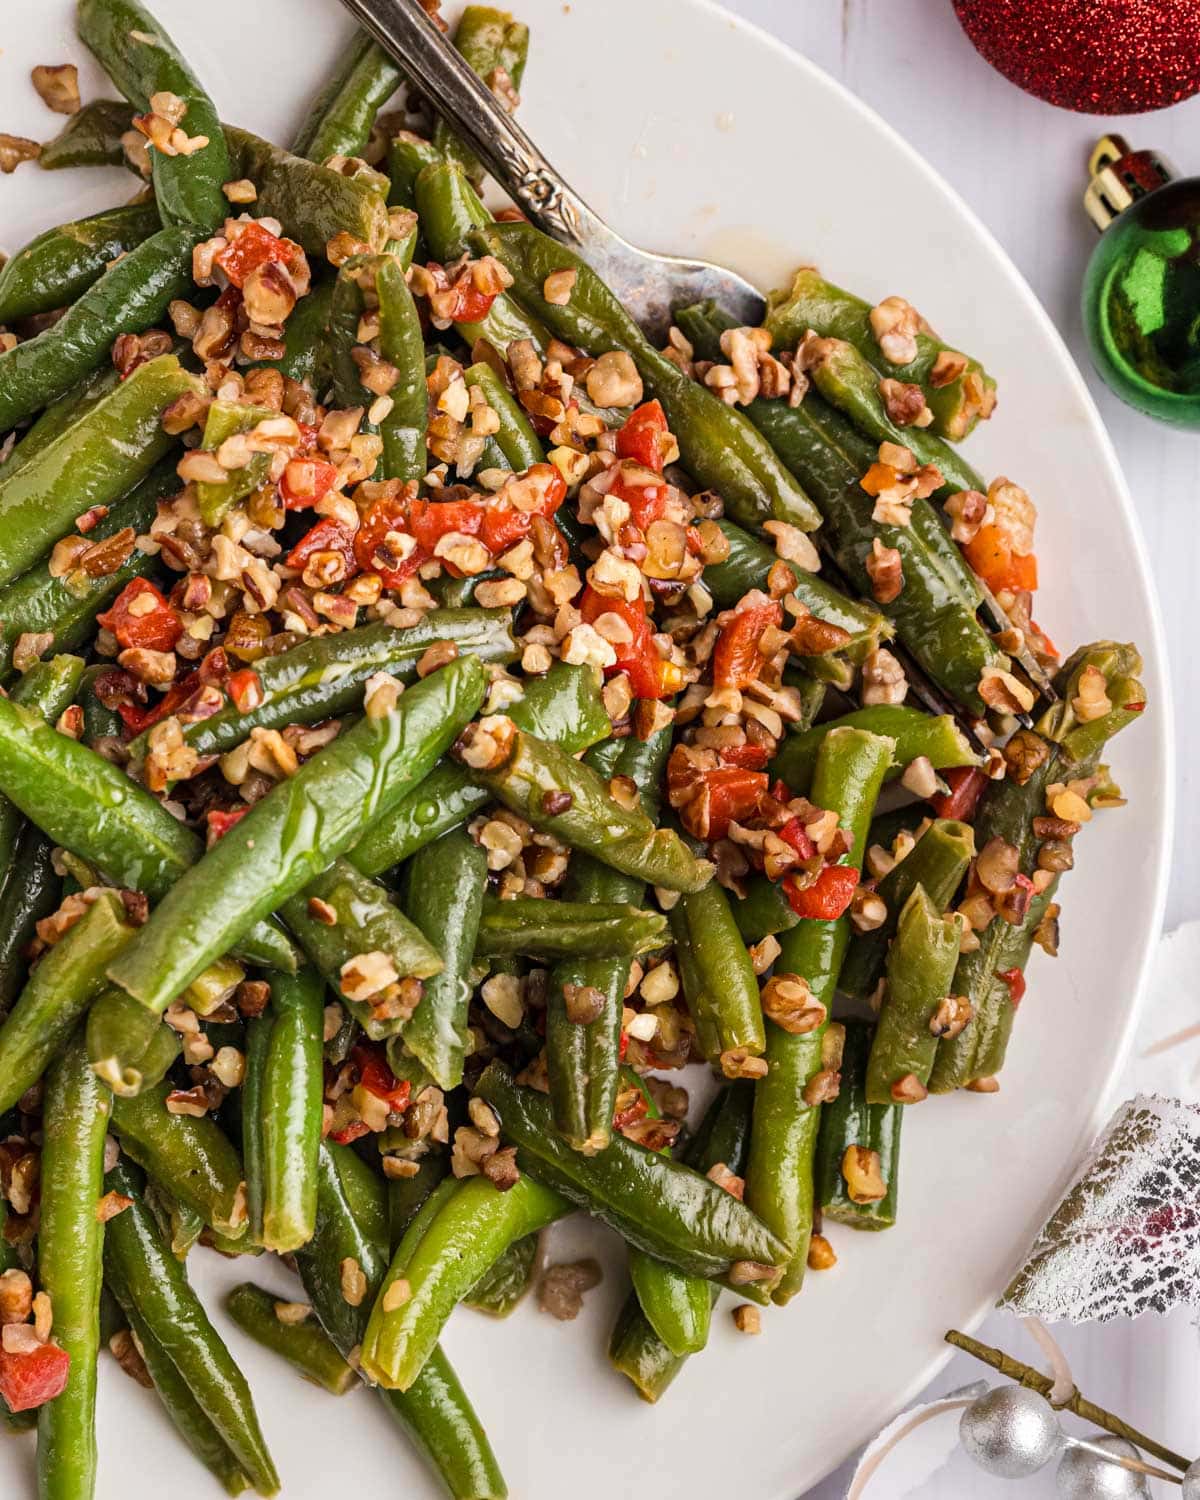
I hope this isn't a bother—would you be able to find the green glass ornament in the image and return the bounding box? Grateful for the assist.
[1082,134,1200,426]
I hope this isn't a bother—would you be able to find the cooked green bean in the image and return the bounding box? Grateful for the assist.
[225,1283,356,1395]
[0,201,161,325]
[814,1020,903,1229]
[434,6,530,186]
[475,897,668,960]
[86,987,180,1099]
[292,30,401,164]
[38,100,135,172]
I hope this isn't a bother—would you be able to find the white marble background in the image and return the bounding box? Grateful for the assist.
[713,3,1199,1494]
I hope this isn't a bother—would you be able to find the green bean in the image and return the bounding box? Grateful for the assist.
[224,127,389,256]
[298,1144,508,1500]
[670,866,764,1067]
[225,1284,356,1395]
[86,987,180,1099]
[474,1062,787,1280]
[0,202,161,325]
[463,363,544,469]
[77,0,231,229]
[764,267,997,442]
[475,897,668,960]
[0,353,198,583]
[771,705,978,795]
[0,889,136,1115]
[814,1020,902,1229]
[111,1290,250,1494]
[473,221,822,532]
[930,642,1145,1090]
[703,516,888,675]
[546,729,670,1156]
[129,611,515,767]
[349,659,610,877]
[0,697,295,972]
[730,874,799,948]
[0,830,60,1023]
[840,818,974,1002]
[36,1032,111,1500]
[386,1152,449,1254]
[38,100,135,171]
[292,31,401,164]
[241,971,324,1253]
[461,723,711,893]
[434,6,530,187]
[107,656,486,1014]
[866,887,963,1102]
[0,366,121,487]
[465,1233,539,1318]
[401,827,488,1091]
[111,1081,248,1239]
[744,726,894,1303]
[280,861,442,1041]
[103,1160,278,1494]
[607,1082,755,1397]
[0,459,175,682]
[361,1174,569,1390]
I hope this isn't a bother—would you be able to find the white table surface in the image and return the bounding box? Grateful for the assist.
[714,3,1196,1495]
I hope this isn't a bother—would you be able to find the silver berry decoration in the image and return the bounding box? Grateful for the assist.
[959,1385,1063,1478]
[1182,1456,1200,1499]
[1056,1434,1151,1498]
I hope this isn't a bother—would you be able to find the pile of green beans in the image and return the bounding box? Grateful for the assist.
[0,0,1148,1492]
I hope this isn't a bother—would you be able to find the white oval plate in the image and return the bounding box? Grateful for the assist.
[0,2,1172,1497]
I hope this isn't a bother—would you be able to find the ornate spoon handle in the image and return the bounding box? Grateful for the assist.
[338,0,602,247]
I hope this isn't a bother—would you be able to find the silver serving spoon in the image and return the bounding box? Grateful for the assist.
[336,0,766,342]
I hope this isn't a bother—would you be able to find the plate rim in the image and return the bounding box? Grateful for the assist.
[682,0,1175,1486]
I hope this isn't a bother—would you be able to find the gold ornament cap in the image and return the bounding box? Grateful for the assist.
[1084,135,1175,232]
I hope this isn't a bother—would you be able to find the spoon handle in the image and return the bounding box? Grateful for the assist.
[337,0,601,247]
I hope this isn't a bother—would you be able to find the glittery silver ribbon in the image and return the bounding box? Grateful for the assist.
[1001,1094,1200,1323]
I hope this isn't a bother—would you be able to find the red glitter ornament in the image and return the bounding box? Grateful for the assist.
[952,0,1200,114]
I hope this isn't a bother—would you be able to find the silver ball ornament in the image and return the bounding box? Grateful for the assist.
[959,1385,1063,1478]
[1056,1434,1151,1499]
[1182,1456,1200,1499]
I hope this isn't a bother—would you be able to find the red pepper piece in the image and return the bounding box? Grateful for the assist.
[352,1045,412,1114]
[698,767,769,842]
[0,1342,70,1412]
[930,766,988,821]
[329,1121,371,1146]
[227,669,263,714]
[478,464,566,554]
[784,863,860,920]
[998,966,1027,1009]
[287,517,358,578]
[608,467,673,531]
[215,222,305,289]
[116,669,201,738]
[280,456,339,511]
[777,816,816,861]
[615,400,671,473]
[717,743,770,771]
[97,579,183,653]
[579,585,680,701]
[353,494,425,588]
[206,806,251,846]
[712,601,783,691]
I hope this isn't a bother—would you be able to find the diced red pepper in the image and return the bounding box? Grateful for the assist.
[116,669,200,738]
[712,601,783,691]
[214,222,305,289]
[443,281,498,323]
[609,467,673,531]
[280,457,339,511]
[206,806,251,847]
[784,863,860,920]
[615,400,672,473]
[963,524,1039,594]
[352,1045,412,1114]
[0,1342,70,1413]
[618,1031,630,1061]
[227,669,263,714]
[477,464,566,553]
[930,766,987,821]
[353,494,424,588]
[329,1120,371,1146]
[97,578,183,653]
[998,966,1027,1009]
[408,497,484,551]
[777,816,816,862]
[579,586,679,700]
[717,743,770,771]
[698,767,769,842]
[287,518,358,578]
